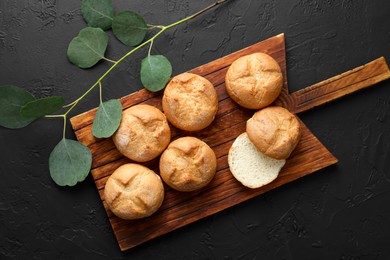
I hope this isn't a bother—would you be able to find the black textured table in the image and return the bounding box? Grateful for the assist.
[1,1,390,259]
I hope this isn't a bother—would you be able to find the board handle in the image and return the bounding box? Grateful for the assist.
[276,57,390,114]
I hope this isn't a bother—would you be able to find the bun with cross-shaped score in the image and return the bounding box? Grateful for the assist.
[112,104,171,162]
[246,106,301,160]
[104,163,164,220]
[225,52,283,109]
[159,136,217,192]
[162,72,218,131]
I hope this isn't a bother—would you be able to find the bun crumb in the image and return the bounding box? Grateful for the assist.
[228,133,285,189]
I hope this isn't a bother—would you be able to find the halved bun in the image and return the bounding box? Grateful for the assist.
[228,133,286,189]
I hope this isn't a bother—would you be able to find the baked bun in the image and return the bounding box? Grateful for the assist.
[225,52,283,109]
[112,104,171,162]
[228,133,286,189]
[162,73,218,131]
[104,163,164,220]
[159,137,217,192]
[246,106,301,160]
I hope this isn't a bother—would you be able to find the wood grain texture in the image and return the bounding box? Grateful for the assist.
[70,33,389,251]
[275,57,390,113]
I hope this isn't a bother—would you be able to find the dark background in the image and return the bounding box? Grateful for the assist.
[1,0,390,259]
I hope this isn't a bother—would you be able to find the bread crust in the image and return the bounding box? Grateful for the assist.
[159,137,217,192]
[225,53,283,109]
[162,73,218,131]
[104,163,164,220]
[246,106,301,160]
[112,104,171,162]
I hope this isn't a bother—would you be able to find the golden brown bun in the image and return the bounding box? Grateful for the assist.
[104,163,164,220]
[225,53,283,109]
[162,73,218,131]
[112,104,171,162]
[246,106,301,160]
[159,137,217,192]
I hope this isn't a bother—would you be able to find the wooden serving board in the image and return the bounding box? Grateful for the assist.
[70,33,390,251]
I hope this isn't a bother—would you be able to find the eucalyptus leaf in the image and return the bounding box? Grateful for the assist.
[49,139,92,186]
[21,96,65,118]
[92,99,122,138]
[67,27,109,69]
[140,55,172,92]
[81,0,114,30]
[112,11,148,46]
[0,85,36,129]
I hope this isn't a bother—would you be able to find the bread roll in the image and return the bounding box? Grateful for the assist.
[162,73,218,131]
[159,136,217,192]
[246,106,301,160]
[228,133,286,189]
[112,104,171,162]
[225,52,283,109]
[104,163,164,220]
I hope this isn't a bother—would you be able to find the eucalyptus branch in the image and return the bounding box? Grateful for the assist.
[0,0,230,187]
[62,0,228,114]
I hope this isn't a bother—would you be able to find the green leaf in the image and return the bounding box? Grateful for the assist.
[0,85,36,129]
[140,55,172,92]
[49,139,92,186]
[81,0,114,30]
[92,99,122,138]
[67,27,109,69]
[21,96,65,118]
[112,11,148,46]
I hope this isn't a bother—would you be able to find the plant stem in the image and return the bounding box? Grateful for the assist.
[147,24,164,29]
[99,82,103,104]
[62,115,67,139]
[102,57,117,64]
[45,114,65,118]
[148,40,153,57]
